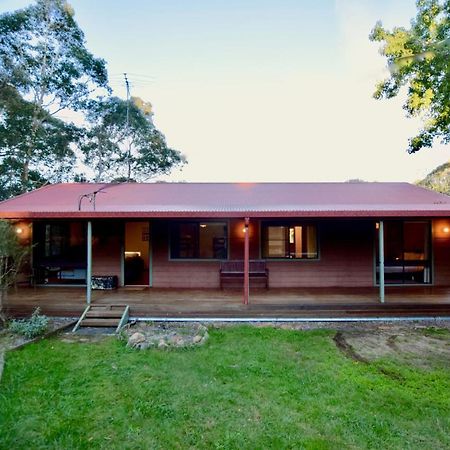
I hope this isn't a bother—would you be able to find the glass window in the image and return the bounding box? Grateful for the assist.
[170,222,228,259]
[33,221,87,284]
[262,223,318,259]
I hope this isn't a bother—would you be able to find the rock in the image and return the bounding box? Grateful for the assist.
[158,339,168,349]
[137,341,151,350]
[193,335,202,344]
[176,338,185,347]
[128,332,145,347]
[169,334,182,345]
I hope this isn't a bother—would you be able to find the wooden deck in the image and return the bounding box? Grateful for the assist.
[5,286,450,319]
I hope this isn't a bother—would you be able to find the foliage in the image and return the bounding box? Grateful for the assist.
[417,160,450,194]
[0,0,108,194]
[0,0,185,199]
[370,0,450,153]
[0,220,28,322]
[81,96,185,182]
[0,327,449,448]
[0,83,79,199]
[8,307,49,339]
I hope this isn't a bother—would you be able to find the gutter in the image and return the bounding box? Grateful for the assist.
[130,316,450,323]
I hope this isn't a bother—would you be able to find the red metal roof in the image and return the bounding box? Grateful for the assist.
[1,182,450,219]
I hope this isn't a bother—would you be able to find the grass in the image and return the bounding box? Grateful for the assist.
[0,326,449,449]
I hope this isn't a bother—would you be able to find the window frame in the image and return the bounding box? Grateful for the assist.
[168,220,229,261]
[260,221,320,261]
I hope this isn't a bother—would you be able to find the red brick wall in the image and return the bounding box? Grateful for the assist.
[151,220,220,288]
[150,219,375,288]
[265,220,374,288]
[88,218,450,289]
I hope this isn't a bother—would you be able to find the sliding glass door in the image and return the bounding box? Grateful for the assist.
[376,221,431,284]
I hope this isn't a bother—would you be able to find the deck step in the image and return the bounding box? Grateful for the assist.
[80,318,121,327]
[73,304,130,332]
[85,310,124,318]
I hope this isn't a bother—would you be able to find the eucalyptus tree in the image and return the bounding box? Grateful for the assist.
[370,0,450,153]
[0,84,78,200]
[81,96,185,182]
[0,0,108,192]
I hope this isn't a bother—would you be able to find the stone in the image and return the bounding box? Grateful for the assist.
[137,341,151,350]
[128,332,145,347]
[158,339,168,349]
[193,335,202,344]
[169,334,182,345]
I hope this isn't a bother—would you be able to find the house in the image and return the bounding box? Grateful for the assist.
[1,182,450,318]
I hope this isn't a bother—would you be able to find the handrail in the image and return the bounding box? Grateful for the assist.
[116,305,130,334]
[72,304,91,332]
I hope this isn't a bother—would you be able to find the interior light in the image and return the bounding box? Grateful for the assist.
[15,227,23,234]
[443,227,450,234]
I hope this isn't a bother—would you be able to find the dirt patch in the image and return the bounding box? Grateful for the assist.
[333,332,367,363]
[335,326,450,370]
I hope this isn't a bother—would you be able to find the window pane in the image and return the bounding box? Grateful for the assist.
[171,222,227,259]
[171,223,197,258]
[267,226,286,257]
[306,225,317,258]
[263,223,318,259]
[199,223,227,259]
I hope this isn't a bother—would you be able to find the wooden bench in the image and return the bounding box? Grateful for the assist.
[220,260,268,289]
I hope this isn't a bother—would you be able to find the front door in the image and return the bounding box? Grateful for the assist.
[124,221,149,285]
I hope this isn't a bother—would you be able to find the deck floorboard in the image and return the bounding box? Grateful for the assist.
[5,286,450,318]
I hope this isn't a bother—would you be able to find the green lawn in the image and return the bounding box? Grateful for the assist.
[0,327,449,449]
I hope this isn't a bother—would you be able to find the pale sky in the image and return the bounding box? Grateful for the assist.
[2,0,450,183]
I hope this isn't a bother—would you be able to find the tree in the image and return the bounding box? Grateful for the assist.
[80,96,185,182]
[370,0,450,153]
[0,83,79,199]
[417,161,450,194]
[0,220,28,323]
[0,0,108,191]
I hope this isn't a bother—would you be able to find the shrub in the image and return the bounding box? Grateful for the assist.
[9,308,49,339]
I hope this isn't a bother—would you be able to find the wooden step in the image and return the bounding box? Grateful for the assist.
[85,310,124,318]
[73,304,130,332]
[80,318,120,327]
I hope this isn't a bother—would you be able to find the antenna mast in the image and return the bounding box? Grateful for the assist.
[124,73,131,182]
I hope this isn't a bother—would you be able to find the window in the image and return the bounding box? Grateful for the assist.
[376,220,431,284]
[33,221,87,284]
[262,222,318,259]
[170,222,228,259]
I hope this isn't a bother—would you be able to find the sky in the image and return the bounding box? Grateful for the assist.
[1,0,450,183]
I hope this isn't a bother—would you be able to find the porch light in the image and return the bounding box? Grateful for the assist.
[15,227,23,235]
[443,227,450,234]
[200,224,207,228]
[375,222,380,230]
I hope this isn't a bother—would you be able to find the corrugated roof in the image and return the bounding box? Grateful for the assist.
[1,182,450,219]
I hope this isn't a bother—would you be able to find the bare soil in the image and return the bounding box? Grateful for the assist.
[333,325,450,370]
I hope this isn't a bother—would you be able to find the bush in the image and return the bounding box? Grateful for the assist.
[9,308,49,339]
